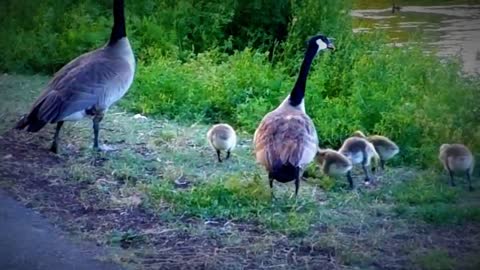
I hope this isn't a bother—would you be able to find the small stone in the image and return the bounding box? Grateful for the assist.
[133,114,148,120]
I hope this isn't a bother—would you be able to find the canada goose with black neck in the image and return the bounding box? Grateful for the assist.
[15,0,135,153]
[253,34,334,198]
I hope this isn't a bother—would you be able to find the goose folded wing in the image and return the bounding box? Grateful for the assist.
[255,112,318,170]
[43,57,132,121]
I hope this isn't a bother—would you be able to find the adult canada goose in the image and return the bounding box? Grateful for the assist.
[315,148,353,178]
[206,123,237,162]
[439,144,475,191]
[15,0,135,153]
[253,34,335,197]
[353,130,399,170]
[338,136,379,188]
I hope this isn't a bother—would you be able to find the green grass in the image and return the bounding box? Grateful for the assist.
[414,204,480,225]
[390,174,459,205]
[149,173,318,236]
[2,0,478,168]
[414,249,455,270]
[1,68,480,269]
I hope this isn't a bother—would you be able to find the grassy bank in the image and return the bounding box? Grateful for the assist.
[1,0,478,167]
[1,74,480,269]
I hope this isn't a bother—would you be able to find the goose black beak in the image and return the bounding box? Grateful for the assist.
[327,43,336,51]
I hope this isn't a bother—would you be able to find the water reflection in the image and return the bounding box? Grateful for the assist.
[352,4,480,74]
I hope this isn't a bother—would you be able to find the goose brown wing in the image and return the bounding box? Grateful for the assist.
[254,111,318,171]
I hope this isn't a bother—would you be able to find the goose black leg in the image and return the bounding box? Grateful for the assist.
[216,149,222,162]
[269,176,274,198]
[226,150,231,160]
[347,170,354,189]
[93,114,104,150]
[466,170,473,191]
[380,159,386,170]
[50,121,64,154]
[294,176,300,198]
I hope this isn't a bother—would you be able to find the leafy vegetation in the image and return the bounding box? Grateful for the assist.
[1,0,478,167]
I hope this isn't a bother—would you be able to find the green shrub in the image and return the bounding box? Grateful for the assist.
[1,0,478,167]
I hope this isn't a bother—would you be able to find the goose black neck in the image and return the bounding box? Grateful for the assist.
[289,45,318,107]
[108,0,126,46]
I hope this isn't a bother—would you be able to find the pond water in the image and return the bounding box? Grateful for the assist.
[352,1,480,74]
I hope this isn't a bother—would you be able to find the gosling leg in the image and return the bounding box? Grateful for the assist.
[466,170,474,192]
[362,162,371,183]
[380,159,386,170]
[216,149,222,162]
[347,171,354,189]
[448,169,456,187]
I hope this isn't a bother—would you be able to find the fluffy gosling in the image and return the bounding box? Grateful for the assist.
[338,137,379,188]
[353,130,399,171]
[439,143,475,191]
[207,124,237,162]
[316,148,353,177]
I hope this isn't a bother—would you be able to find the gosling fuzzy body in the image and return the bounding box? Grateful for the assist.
[316,148,352,177]
[439,143,474,191]
[207,124,237,162]
[353,131,399,170]
[338,137,379,188]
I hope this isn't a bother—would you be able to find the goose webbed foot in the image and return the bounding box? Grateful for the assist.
[96,144,117,152]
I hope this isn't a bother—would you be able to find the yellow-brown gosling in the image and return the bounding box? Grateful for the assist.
[315,148,353,178]
[206,123,237,162]
[353,130,399,171]
[338,136,379,188]
[439,143,475,191]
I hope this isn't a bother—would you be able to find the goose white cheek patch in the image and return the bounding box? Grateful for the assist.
[316,39,327,52]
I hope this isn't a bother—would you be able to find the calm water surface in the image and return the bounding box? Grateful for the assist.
[352,2,480,74]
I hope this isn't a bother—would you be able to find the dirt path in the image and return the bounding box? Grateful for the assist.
[0,190,124,270]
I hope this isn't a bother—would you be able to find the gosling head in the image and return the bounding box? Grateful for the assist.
[315,148,328,164]
[352,130,366,138]
[439,144,450,153]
